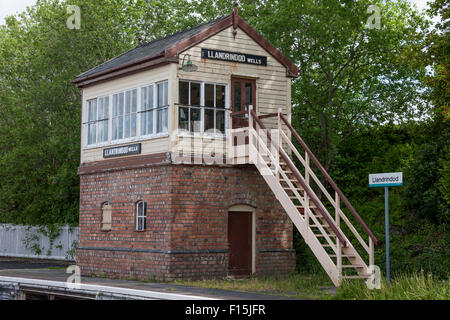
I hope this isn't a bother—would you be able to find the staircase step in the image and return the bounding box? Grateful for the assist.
[284,187,304,191]
[342,265,364,268]
[314,233,337,237]
[329,254,355,258]
[310,223,330,228]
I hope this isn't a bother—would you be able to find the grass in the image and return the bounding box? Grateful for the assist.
[333,273,450,300]
[173,272,449,300]
[174,272,335,299]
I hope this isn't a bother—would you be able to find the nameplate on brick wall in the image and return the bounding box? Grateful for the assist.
[201,48,267,66]
[103,143,141,158]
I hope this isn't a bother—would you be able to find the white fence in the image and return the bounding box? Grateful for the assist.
[0,224,78,260]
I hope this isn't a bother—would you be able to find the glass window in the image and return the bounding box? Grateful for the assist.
[204,108,215,132]
[205,84,214,107]
[141,85,154,136]
[179,107,189,132]
[190,82,201,106]
[190,108,201,133]
[136,201,147,231]
[157,81,169,134]
[179,81,189,105]
[112,89,136,140]
[178,81,227,135]
[87,99,97,145]
[87,97,109,145]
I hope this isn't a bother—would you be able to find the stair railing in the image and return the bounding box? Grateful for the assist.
[249,108,348,248]
[277,112,378,267]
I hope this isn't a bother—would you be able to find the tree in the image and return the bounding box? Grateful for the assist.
[0,0,201,226]
[192,0,429,170]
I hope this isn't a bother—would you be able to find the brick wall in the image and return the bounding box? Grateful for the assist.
[77,156,295,281]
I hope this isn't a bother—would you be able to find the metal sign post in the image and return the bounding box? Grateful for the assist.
[369,172,403,286]
[384,186,390,285]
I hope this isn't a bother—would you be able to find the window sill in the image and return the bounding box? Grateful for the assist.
[83,133,169,150]
[134,230,146,233]
[176,133,227,140]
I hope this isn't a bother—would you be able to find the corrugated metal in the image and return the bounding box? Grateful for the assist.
[0,224,78,260]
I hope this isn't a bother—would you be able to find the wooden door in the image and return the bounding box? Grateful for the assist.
[231,77,256,129]
[228,211,252,276]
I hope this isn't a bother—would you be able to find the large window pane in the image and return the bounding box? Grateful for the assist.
[95,97,108,143]
[112,92,124,140]
[179,81,189,105]
[122,89,137,139]
[190,108,201,133]
[157,82,168,133]
[179,107,189,131]
[216,110,225,134]
[88,99,97,122]
[205,84,214,107]
[87,99,97,145]
[163,82,168,106]
[141,85,154,136]
[88,124,96,145]
[190,82,200,106]
[216,85,225,108]
[157,108,168,133]
[118,92,124,116]
[204,108,215,133]
[158,82,168,107]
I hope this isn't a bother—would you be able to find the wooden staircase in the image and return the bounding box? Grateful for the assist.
[231,107,379,287]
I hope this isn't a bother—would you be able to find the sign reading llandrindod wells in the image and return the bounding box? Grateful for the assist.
[369,172,403,187]
[201,48,267,66]
[103,143,141,158]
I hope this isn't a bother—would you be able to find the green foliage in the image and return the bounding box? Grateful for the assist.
[326,121,450,278]
[404,124,450,224]
[0,0,206,228]
[334,273,450,300]
[0,0,447,283]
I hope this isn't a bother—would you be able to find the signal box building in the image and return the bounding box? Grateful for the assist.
[74,6,378,286]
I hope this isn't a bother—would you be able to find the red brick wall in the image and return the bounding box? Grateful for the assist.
[77,158,295,281]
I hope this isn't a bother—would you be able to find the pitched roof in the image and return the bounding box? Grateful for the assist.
[75,15,229,81]
[73,10,298,88]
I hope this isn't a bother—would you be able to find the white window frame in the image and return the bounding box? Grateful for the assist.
[136,201,147,231]
[111,88,138,143]
[177,80,229,138]
[203,82,227,137]
[84,96,110,147]
[82,79,170,150]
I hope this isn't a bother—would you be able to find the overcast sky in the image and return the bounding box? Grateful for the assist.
[0,0,435,25]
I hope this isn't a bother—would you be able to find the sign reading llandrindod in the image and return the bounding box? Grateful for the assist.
[369,172,403,188]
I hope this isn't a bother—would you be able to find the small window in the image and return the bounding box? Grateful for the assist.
[136,201,147,231]
[101,202,112,231]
